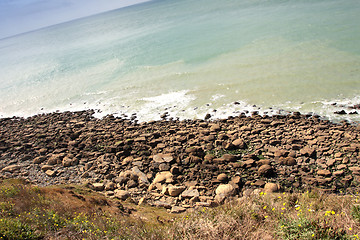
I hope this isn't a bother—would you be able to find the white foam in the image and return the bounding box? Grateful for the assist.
[141,90,194,106]
[211,94,225,101]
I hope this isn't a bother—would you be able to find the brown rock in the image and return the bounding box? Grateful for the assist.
[114,190,130,200]
[154,201,171,209]
[333,170,344,176]
[317,169,331,177]
[45,170,56,177]
[138,197,147,206]
[215,184,236,197]
[303,177,318,185]
[126,180,138,188]
[326,159,336,167]
[344,147,357,152]
[253,180,266,187]
[105,182,116,191]
[232,139,246,149]
[153,154,174,163]
[62,157,78,167]
[337,164,347,170]
[258,164,274,177]
[122,156,134,165]
[231,176,242,186]
[222,154,237,162]
[170,206,186,214]
[134,137,146,142]
[217,173,228,182]
[274,149,287,157]
[349,167,360,175]
[264,183,280,193]
[283,157,297,166]
[153,171,173,184]
[300,147,316,158]
[204,114,212,120]
[168,186,186,197]
[243,159,255,168]
[47,154,62,165]
[215,194,226,203]
[132,166,150,185]
[258,159,271,166]
[161,186,169,195]
[292,144,302,150]
[189,196,200,204]
[181,189,200,198]
[170,166,180,175]
[92,183,105,191]
[33,156,46,164]
[1,164,21,173]
[41,165,53,172]
[210,124,221,132]
[159,163,170,171]
[204,154,215,163]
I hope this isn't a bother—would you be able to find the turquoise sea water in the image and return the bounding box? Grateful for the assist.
[1,0,360,122]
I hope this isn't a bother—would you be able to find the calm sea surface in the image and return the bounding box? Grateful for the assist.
[1,0,360,122]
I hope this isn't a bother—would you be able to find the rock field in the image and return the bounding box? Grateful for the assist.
[1,110,360,213]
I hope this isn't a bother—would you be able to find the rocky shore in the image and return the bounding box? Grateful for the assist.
[1,110,360,213]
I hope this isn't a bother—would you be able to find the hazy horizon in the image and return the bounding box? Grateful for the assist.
[0,0,150,39]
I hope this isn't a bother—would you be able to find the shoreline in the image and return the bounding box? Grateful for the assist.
[1,109,360,209]
[1,97,359,125]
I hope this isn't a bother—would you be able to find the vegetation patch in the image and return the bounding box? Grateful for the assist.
[0,179,359,239]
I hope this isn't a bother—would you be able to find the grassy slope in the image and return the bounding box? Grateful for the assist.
[0,178,359,240]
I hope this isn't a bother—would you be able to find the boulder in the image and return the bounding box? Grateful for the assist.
[217,173,228,182]
[122,156,134,165]
[114,190,130,200]
[279,157,297,166]
[168,186,186,197]
[349,167,360,175]
[33,156,46,164]
[300,147,316,158]
[45,170,56,177]
[210,124,221,132]
[170,206,186,214]
[154,201,171,209]
[215,184,235,197]
[62,157,78,167]
[153,154,174,164]
[258,164,274,177]
[1,164,21,173]
[41,165,53,172]
[181,189,200,198]
[264,183,280,193]
[222,154,237,162]
[170,166,180,175]
[132,166,150,185]
[232,139,246,149]
[317,169,332,177]
[105,182,116,191]
[92,183,105,191]
[47,154,62,165]
[153,171,173,184]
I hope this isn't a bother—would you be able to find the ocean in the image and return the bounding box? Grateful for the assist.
[1,0,360,123]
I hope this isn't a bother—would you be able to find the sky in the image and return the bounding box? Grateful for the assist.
[0,0,150,39]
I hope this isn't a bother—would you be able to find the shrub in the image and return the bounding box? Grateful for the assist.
[279,217,349,240]
[0,218,41,240]
[352,205,360,223]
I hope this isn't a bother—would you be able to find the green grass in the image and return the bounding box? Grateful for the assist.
[352,205,360,223]
[0,218,41,240]
[279,217,348,240]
